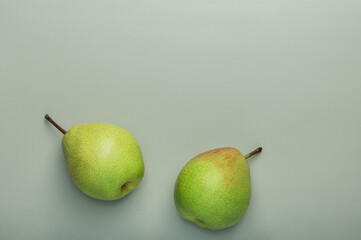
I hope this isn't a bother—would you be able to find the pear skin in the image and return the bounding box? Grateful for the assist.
[45,114,144,200]
[174,147,262,230]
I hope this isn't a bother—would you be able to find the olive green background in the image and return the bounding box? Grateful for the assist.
[1,0,361,239]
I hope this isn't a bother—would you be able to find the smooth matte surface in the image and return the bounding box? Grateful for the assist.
[1,0,361,239]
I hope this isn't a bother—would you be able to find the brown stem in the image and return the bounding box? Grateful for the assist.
[245,147,262,159]
[44,114,67,134]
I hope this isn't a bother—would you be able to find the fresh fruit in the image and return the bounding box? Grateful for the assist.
[45,114,144,200]
[174,147,262,230]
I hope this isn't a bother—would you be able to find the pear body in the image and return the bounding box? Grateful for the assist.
[62,123,144,200]
[174,147,251,230]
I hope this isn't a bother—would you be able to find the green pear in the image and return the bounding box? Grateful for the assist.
[174,146,262,230]
[45,114,144,200]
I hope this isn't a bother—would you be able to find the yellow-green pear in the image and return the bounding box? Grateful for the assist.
[45,114,144,200]
[174,147,262,230]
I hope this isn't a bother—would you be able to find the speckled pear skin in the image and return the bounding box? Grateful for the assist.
[62,123,144,200]
[174,147,251,230]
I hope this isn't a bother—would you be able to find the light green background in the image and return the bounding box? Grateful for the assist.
[1,0,361,239]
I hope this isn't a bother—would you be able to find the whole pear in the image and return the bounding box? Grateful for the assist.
[45,114,144,200]
[174,147,262,230]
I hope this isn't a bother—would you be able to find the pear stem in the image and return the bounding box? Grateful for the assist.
[245,147,262,159]
[44,114,67,134]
